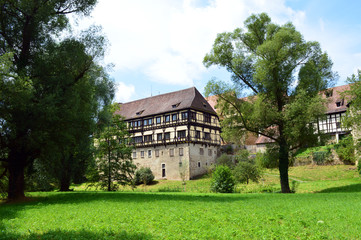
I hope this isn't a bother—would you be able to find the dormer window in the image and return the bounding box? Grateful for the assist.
[336,99,344,107]
[202,102,207,108]
[325,89,333,98]
[172,102,181,108]
[136,110,144,116]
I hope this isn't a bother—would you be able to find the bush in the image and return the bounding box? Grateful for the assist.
[215,153,235,168]
[234,149,250,163]
[210,165,235,193]
[134,167,154,185]
[233,161,262,184]
[25,159,55,192]
[312,151,331,165]
[335,135,355,165]
[255,147,279,169]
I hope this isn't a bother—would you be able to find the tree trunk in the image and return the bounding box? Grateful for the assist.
[279,139,291,193]
[8,154,26,201]
[59,171,71,191]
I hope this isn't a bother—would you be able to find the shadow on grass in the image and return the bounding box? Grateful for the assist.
[317,183,361,193]
[1,229,153,240]
[0,191,251,209]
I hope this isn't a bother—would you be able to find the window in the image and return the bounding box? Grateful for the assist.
[198,162,201,168]
[200,148,204,155]
[177,130,186,139]
[132,136,143,143]
[165,115,170,122]
[155,149,159,157]
[172,114,177,121]
[137,120,142,127]
[164,132,170,140]
[133,121,138,127]
[148,150,152,158]
[179,161,182,167]
[172,102,180,108]
[144,135,152,142]
[143,118,152,126]
[208,149,212,156]
[190,112,196,121]
[336,122,341,128]
[204,132,211,140]
[170,148,174,157]
[181,112,188,120]
[204,113,211,123]
[196,131,201,139]
[162,164,166,178]
[136,110,144,116]
[179,148,183,156]
[141,151,144,158]
[156,116,161,124]
[157,133,163,141]
[132,151,137,158]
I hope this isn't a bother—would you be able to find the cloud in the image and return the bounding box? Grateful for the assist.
[114,82,135,103]
[78,0,305,87]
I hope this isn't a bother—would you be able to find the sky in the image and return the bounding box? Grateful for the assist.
[72,0,361,103]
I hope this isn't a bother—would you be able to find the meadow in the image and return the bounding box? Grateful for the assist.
[1,165,360,239]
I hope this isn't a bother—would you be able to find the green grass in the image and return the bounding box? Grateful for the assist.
[1,190,361,239]
[1,165,361,239]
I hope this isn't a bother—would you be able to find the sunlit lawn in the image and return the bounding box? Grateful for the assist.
[1,165,360,239]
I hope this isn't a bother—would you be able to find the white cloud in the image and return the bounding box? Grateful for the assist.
[77,0,305,87]
[114,82,135,103]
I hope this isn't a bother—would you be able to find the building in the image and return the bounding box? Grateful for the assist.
[206,84,352,152]
[116,87,221,180]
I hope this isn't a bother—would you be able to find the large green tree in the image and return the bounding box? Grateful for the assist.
[204,13,336,193]
[0,0,114,200]
[95,104,136,191]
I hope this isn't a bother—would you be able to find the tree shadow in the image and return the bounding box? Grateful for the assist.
[317,183,361,193]
[27,192,250,207]
[0,229,153,240]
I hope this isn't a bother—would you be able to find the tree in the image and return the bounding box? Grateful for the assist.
[95,104,136,191]
[204,13,336,193]
[342,70,361,165]
[0,0,114,200]
[210,165,235,193]
[233,161,262,185]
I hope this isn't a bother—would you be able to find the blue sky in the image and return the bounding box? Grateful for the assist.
[74,0,361,102]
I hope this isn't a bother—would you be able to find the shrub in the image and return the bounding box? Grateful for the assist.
[215,153,235,169]
[312,151,331,165]
[335,135,355,165]
[233,161,262,184]
[25,159,55,192]
[255,147,279,169]
[210,165,235,193]
[234,149,250,163]
[134,167,154,185]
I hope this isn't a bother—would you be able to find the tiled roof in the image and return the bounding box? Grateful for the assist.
[117,87,217,120]
[321,84,350,114]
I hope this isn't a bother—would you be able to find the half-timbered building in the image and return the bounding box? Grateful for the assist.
[116,87,221,180]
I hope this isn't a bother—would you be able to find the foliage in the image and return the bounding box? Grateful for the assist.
[134,167,155,185]
[95,104,136,191]
[312,151,331,165]
[343,70,361,132]
[335,135,356,165]
[233,161,262,184]
[255,147,279,169]
[204,13,336,193]
[215,153,235,168]
[25,159,55,192]
[234,149,250,163]
[210,165,235,193]
[0,0,113,200]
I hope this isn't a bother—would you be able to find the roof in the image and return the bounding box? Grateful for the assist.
[117,87,217,120]
[321,84,350,114]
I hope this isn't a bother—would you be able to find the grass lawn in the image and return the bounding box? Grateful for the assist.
[1,165,360,239]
